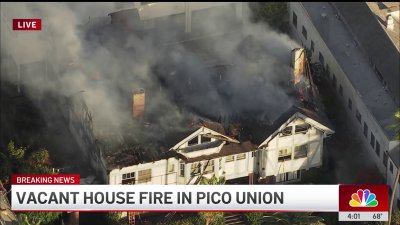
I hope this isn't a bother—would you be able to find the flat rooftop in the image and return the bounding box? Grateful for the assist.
[301,2,398,139]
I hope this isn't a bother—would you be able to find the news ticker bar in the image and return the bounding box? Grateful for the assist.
[11,184,388,213]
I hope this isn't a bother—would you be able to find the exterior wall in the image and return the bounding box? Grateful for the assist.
[387,157,400,210]
[109,151,256,185]
[262,119,324,178]
[288,2,391,178]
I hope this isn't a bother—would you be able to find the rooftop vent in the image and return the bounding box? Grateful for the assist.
[321,13,327,19]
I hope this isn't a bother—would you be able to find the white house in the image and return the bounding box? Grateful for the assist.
[109,106,334,185]
[288,2,400,209]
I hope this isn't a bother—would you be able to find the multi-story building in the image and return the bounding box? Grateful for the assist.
[288,2,399,209]
[109,106,334,185]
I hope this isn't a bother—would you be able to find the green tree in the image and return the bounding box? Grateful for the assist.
[1,141,61,225]
[263,212,325,225]
[393,110,400,141]
[249,2,289,32]
[245,212,264,225]
[199,174,225,225]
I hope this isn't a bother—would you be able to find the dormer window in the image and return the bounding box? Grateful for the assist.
[278,148,292,162]
[188,136,198,146]
[281,126,292,136]
[201,135,211,143]
[295,124,311,134]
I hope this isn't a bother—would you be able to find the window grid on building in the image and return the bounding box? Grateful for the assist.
[237,153,246,160]
[204,160,214,174]
[375,141,380,157]
[302,26,307,40]
[179,163,185,177]
[356,109,361,123]
[383,152,388,167]
[370,132,375,148]
[310,40,314,52]
[225,155,234,162]
[363,122,368,138]
[138,169,151,183]
[292,12,297,28]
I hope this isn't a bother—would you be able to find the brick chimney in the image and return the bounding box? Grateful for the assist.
[132,89,145,121]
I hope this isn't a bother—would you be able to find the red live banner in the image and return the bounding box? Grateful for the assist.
[11,174,80,185]
[12,19,42,30]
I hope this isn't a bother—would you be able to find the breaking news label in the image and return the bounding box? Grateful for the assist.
[11,174,389,221]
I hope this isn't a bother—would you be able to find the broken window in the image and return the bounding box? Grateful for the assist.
[281,126,292,136]
[203,160,214,174]
[278,148,292,162]
[375,141,380,157]
[294,145,308,159]
[179,163,185,177]
[191,162,201,176]
[168,164,175,173]
[122,172,135,185]
[292,12,297,28]
[201,135,211,143]
[138,169,151,184]
[188,136,198,146]
[302,26,307,40]
[295,124,311,134]
[237,153,246,160]
[225,155,234,162]
[356,109,361,123]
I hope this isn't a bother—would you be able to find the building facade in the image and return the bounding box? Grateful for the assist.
[109,107,334,185]
[288,2,399,209]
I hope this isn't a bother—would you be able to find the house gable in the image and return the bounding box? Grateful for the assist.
[259,111,334,148]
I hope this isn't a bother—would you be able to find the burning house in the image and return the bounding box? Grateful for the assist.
[110,105,333,185]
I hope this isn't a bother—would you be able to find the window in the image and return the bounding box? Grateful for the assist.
[122,172,135,184]
[292,12,297,28]
[356,109,361,123]
[363,122,368,138]
[201,135,211,143]
[251,152,255,157]
[339,85,343,96]
[390,161,393,174]
[226,155,234,162]
[188,136,198,146]
[294,145,308,159]
[375,141,380,156]
[370,133,375,148]
[179,163,185,177]
[138,169,151,183]
[319,52,325,65]
[204,160,214,174]
[383,152,388,167]
[302,26,308,40]
[168,164,175,173]
[219,158,222,170]
[237,153,246,160]
[278,148,292,162]
[295,124,311,134]
[332,74,337,89]
[277,170,299,182]
[310,40,314,52]
[348,99,352,110]
[281,126,292,136]
[190,162,201,176]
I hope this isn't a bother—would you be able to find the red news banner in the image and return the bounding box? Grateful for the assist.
[12,19,42,30]
[12,174,80,185]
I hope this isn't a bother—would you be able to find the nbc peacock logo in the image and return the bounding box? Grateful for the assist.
[349,189,378,207]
